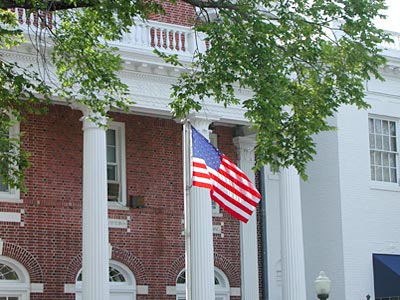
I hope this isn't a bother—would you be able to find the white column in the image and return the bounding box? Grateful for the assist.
[189,116,215,300]
[81,111,110,300]
[280,166,307,300]
[233,136,260,300]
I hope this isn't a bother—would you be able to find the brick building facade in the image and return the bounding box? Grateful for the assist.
[0,103,248,299]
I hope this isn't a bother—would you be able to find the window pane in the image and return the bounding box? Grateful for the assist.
[370,151,375,165]
[107,165,117,181]
[107,146,116,163]
[375,119,382,134]
[371,166,376,181]
[376,167,383,181]
[390,168,397,183]
[391,137,397,152]
[215,277,220,285]
[382,153,389,166]
[0,263,19,280]
[390,153,396,168]
[390,121,396,136]
[383,136,390,151]
[383,167,390,182]
[375,152,382,165]
[369,118,374,133]
[177,270,186,284]
[369,134,375,149]
[106,129,116,146]
[109,266,125,282]
[376,135,382,149]
[383,120,389,135]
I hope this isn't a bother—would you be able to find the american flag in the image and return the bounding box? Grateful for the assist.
[191,126,261,223]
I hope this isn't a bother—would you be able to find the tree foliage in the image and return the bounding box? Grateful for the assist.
[0,0,392,188]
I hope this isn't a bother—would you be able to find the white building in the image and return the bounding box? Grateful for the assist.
[264,33,400,300]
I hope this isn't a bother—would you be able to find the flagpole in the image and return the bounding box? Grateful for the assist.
[182,120,192,300]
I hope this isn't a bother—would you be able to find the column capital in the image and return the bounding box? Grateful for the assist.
[233,135,256,164]
[188,112,220,137]
[70,102,108,130]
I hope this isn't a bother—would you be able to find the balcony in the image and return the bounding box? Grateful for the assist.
[10,8,204,63]
[11,8,400,54]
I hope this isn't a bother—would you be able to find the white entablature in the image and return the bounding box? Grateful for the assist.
[3,8,400,124]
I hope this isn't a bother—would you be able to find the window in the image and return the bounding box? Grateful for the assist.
[106,122,126,206]
[75,260,136,300]
[369,117,399,184]
[175,267,230,300]
[0,257,30,300]
[0,122,20,202]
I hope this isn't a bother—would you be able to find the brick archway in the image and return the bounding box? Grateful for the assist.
[0,241,43,283]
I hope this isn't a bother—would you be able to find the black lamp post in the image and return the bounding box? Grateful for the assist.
[314,271,331,300]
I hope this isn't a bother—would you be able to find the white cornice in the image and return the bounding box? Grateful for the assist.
[4,38,400,126]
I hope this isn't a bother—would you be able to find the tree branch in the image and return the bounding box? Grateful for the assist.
[181,0,237,10]
[0,0,97,11]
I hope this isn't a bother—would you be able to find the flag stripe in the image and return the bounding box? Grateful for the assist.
[220,157,261,199]
[211,170,260,207]
[191,126,261,223]
[208,169,259,212]
[211,193,250,223]
[211,162,260,206]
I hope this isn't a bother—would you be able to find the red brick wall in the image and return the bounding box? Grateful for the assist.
[0,104,242,299]
[150,1,196,27]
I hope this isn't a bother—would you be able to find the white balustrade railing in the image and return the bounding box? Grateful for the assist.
[380,30,400,51]
[11,8,54,30]
[9,8,400,57]
[9,8,200,60]
[111,20,197,59]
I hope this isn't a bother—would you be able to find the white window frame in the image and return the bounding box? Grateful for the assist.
[369,115,400,191]
[75,260,136,300]
[107,121,127,209]
[0,256,30,300]
[0,122,21,203]
[175,267,230,300]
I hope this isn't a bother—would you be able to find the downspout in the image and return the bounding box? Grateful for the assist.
[260,166,269,300]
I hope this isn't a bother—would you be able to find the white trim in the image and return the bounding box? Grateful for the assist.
[75,260,136,299]
[175,267,230,300]
[368,115,400,186]
[0,256,30,299]
[0,212,21,223]
[30,283,44,293]
[230,287,240,296]
[0,122,21,203]
[370,181,400,191]
[107,121,127,206]
[166,286,176,295]
[64,284,75,293]
[136,285,148,295]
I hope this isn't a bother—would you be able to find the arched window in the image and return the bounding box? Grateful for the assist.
[75,260,136,300]
[0,256,30,300]
[175,267,230,300]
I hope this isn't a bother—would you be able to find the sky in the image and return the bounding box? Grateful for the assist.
[374,0,400,32]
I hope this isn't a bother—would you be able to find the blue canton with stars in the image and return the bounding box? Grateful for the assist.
[192,127,222,171]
